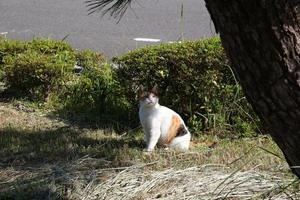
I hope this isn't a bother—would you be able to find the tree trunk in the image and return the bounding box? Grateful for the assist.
[204,0,300,178]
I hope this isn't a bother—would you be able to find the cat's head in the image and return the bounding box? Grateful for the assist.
[138,85,159,108]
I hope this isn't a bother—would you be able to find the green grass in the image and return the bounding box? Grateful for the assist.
[0,100,297,199]
[0,105,287,172]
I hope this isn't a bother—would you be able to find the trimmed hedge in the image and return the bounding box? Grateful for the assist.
[0,37,260,136]
[113,37,260,136]
[0,38,129,125]
[51,63,128,117]
[1,39,76,99]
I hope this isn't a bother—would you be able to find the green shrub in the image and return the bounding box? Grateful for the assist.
[47,52,129,125]
[0,38,73,64]
[0,38,26,82]
[27,38,73,54]
[0,37,129,126]
[113,37,260,137]
[52,63,127,114]
[0,38,28,61]
[0,37,260,136]
[75,49,106,71]
[2,39,75,99]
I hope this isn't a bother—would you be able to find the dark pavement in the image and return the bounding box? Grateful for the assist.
[0,0,215,58]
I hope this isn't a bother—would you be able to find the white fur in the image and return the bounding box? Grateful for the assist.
[139,94,191,152]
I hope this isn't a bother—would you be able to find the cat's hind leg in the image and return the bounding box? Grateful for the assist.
[170,132,191,151]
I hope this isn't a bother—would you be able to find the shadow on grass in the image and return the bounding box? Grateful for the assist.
[0,126,144,199]
[0,186,67,200]
[0,87,35,102]
[46,109,139,133]
[0,86,139,133]
[0,126,144,166]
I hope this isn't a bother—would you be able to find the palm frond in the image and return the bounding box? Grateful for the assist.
[85,0,133,20]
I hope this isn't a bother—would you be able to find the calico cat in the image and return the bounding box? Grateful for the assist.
[138,85,191,152]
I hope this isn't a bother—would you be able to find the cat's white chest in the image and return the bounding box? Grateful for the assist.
[139,108,161,130]
[139,106,173,136]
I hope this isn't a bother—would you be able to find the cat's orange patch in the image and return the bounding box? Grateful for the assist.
[165,115,181,144]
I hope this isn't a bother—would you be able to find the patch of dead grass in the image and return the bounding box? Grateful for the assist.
[1,157,298,200]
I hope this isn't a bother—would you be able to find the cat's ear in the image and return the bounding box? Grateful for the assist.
[137,85,144,99]
[151,84,158,95]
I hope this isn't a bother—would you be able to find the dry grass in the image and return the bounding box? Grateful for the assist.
[75,163,299,200]
[0,101,65,130]
[1,157,298,200]
[0,100,299,199]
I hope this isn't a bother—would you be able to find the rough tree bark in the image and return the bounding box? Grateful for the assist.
[204,0,300,178]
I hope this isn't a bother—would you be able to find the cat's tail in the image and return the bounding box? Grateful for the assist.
[170,130,191,151]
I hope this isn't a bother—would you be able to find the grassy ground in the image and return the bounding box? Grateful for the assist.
[0,98,299,199]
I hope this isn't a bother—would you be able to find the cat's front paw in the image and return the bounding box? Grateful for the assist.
[143,148,154,152]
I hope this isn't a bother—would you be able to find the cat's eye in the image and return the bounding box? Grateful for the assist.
[150,93,156,98]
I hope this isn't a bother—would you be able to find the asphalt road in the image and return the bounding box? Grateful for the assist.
[0,0,215,58]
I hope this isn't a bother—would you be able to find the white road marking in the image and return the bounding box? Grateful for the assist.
[134,38,161,42]
[0,32,8,38]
